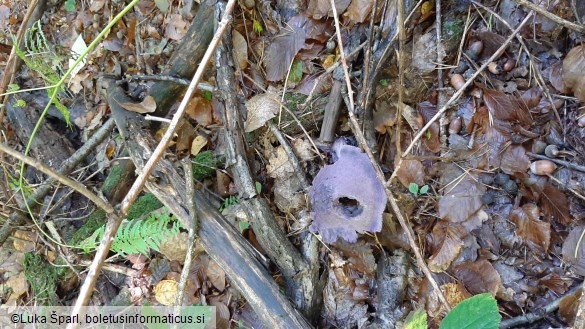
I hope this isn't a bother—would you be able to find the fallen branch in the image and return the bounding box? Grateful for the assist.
[513,0,584,33]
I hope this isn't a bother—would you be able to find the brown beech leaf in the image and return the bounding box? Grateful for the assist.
[539,183,571,224]
[428,222,466,272]
[549,62,569,93]
[563,45,585,102]
[439,174,484,223]
[245,93,280,132]
[264,15,331,81]
[343,0,374,24]
[206,260,226,291]
[395,159,425,188]
[520,87,543,109]
[499,145,530,175]
[481,87,531,126]
[418,101,441,153]
[562,226,585,276]
[118,95,156,114]
[510,204,550,252]
[307,0,351,19]
[475,31,506,60]
[232,30,248,70]
[558,288,580,325]
[185,96,213,126]
[453,259,501,295]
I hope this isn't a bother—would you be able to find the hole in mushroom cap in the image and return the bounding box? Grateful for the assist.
[337,197,363,218]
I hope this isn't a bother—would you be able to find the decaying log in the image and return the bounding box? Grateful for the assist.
[148,0,215,116]
[104,77,312,329]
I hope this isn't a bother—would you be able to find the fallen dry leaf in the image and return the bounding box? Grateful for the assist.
[562,45,585,103]
[118,95,156,114]
[395,159,425,188]
[481,87,531,126]
[453,259,502,295]
[343,0,375,23]
[511,204,551,252]
[428,222,465,272]
[306,0,350,19]
[539,183,571,224]
[438,173,485,223]
[244,93,280,132]
[232,30,248,70]
[185,96,214,126]
[499,145,530,175]
[206,260,226,291]
[190,135,207,156]
[562,226,585,276]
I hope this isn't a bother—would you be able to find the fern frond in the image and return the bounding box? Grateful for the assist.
[78,208,183,257]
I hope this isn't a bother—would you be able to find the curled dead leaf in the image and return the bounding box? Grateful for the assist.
[118,95,156,114]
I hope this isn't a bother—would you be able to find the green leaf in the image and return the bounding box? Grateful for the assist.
[239,221,250,232]
[8,83,20,92]
[426,129,432,140]
[408,182,419,195]
[440,293,501,329]
[404,308,427,329]
[253,20,263,33]
[64,0,76,12]
[379,79,389,87]
[419,185,429,195]
[288,59,303,84]
[15,99,26,107]
[204,90,213,101]
[255,181,262,194]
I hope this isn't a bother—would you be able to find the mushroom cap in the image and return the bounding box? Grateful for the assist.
[309,142,387,243]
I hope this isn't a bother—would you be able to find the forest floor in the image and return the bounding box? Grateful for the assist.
[0,0,585,328]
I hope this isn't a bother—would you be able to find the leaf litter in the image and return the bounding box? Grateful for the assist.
[2,0,585,327]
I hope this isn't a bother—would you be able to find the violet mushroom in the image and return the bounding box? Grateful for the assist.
[309,139,387,243]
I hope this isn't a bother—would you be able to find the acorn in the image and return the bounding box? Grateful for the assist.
[503,58,515,72]
[448,116,462,135]
[530,160,557,175]
[488,62,501,74]
[544,145,560,158]
[450,74,466,90]
[466,41,484,60]
[532,140,547,154]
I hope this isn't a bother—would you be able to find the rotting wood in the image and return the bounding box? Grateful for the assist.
[148,0,215,116]
[214,16,320,319]
[105,77,312,329]
[319,80,343,144]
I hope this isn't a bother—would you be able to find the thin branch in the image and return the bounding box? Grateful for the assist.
[328,0,451,310]
[512,0,584,33]
[0,117,116,246]
[0,143,115,215]
[500,283,582,328]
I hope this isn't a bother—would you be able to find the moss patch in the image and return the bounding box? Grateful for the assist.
[23,253,62,305]
[69,209,107,246]
[127,193,164,220]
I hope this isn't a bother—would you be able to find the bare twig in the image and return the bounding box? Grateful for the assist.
[174,158,198,312]
[513,0,584,33]
[329,0,451,310]
[0,118,116,246]
[500,283,582,328]
[0,144,115,215]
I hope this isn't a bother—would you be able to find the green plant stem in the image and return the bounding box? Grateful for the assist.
[17,0,140,229]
